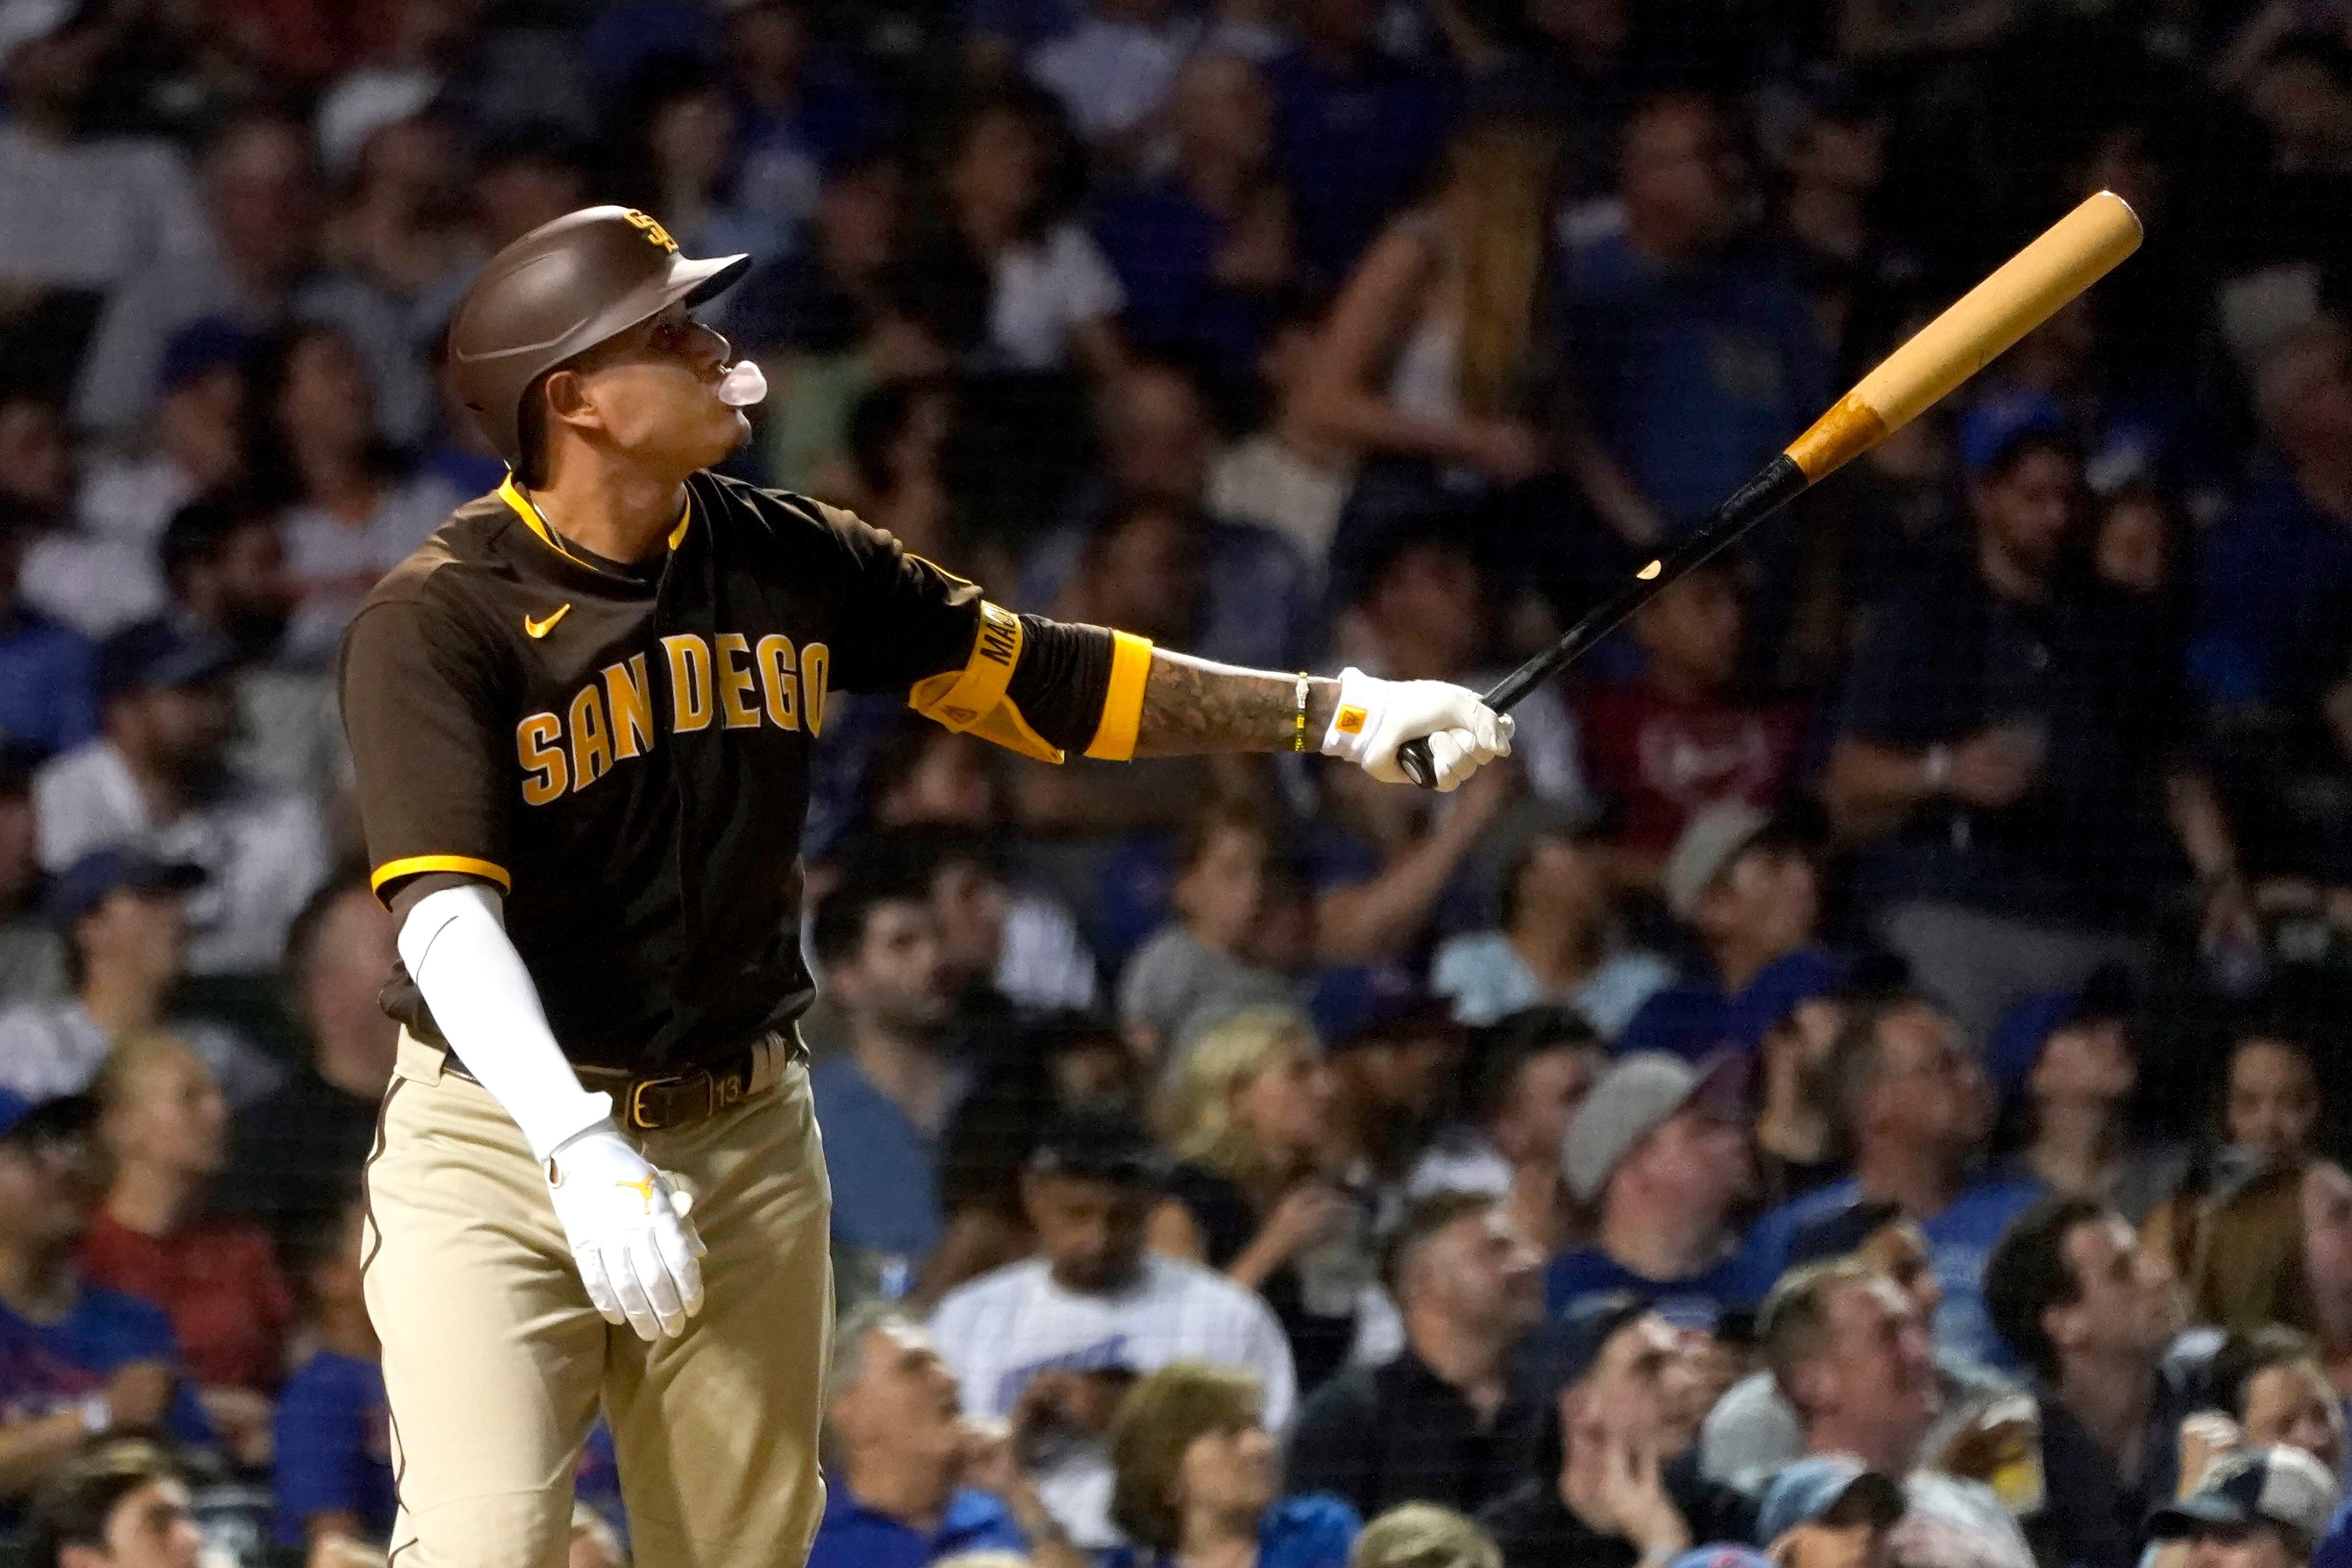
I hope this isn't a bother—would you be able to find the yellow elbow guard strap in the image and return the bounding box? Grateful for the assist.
[907,605,1152,764]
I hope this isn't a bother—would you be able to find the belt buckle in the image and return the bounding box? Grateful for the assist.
[628,1073,698,1130]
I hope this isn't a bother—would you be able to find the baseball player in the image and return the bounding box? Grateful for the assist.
[336,205,1509,1568]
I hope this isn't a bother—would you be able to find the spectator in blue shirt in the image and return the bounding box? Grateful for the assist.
[1617,806,1839,1065]
[2194,317,2352,713]
[0,506,97,760]
[0,1091,212,1509]
[272,1195,392,1556]
[811,1303,1083,1568]
[810,860,967,1297]
[1741,991,2043,1371]
[1562,90,1830,545]
[1091,52,1293,392]
[1545,1053,1757,1330]
[1265,0,1457,284]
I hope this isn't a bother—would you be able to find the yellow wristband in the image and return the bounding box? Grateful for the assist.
[1293,672,1310,753]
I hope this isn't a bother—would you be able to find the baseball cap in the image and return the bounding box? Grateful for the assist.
[1563,1050,1749,1204]
[1662,804,1771,922]
[1026,1112,1169,1188]
[2149,1445,2340,1546]
[155,318,254,396]
[1984,963,2135,1104]
[1960,388,2071,477]
[1522,1290,1652,1396]
[1759,1456,1908,1543]
[94,620,236,704]
[1324,966,1461,1054]
[0,1092,96,1148]
[42,849,204,928]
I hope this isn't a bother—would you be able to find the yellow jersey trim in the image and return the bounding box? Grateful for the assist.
[496,474,692,566]
[907,601,1024,733]
[369,855,513,899]
[1083,632,1154,761]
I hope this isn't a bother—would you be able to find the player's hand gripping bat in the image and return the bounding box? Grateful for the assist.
[1397,190,2145,790]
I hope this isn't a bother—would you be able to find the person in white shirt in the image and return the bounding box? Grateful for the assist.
[0,849,281,1106]
[937,94,1128,378]
[1027,0,1201,151]
[32,621,329,978]
[930,1114,1298,1549]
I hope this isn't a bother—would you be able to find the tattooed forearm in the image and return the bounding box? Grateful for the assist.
[1130,650,1339,757]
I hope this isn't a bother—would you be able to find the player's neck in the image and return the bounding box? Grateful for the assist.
[530,457,690,565]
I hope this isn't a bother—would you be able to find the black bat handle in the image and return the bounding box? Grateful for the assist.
[1396,455,1810,789]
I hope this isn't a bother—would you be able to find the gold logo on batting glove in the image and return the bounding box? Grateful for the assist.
[616,1175,659,1214]
[1335,706,1367,735]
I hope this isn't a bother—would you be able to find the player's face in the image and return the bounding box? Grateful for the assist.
[1023,1173,1154,1292]
[560,303,746,478]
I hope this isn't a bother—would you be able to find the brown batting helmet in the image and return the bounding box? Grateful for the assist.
[445,205,752,467]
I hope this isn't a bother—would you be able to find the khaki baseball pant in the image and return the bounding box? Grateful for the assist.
[362,1031,833,1567]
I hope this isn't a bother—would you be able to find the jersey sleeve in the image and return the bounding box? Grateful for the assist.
[814,499,1152,762]
[337,595,515,904]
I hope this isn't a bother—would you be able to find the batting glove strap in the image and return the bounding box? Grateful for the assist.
[545,1120,708,1342]
[1320,667,1513,790]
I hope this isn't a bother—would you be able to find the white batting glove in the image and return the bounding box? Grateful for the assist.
[544,1121,706,1341]
[1320,667,1513,791]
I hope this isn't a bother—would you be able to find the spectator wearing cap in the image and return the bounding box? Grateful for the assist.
[1753,1262,2034,1568]
[31,618,330,979]
[928,1113,1297,1549]
[1406,1007,1603,1258]
[811,860,969,1299]
[0,1093,213,1503]
[1617,806,1839,1065]
[1154,1007,1376,1393]
[216,874,396,1260]
[1741,990,2043,1371]
[0,748,67,1005]
[1824,420,2243,1051]
[1430,820,1673,1037]
[74,319,250,554]
[1984,1195,2200,1568]
[1755,1457,1907,1568]
[1288,1192,1549,1520]
[1749,968,1851,1210]
[1985,971,2184,1225]
[1576,562,1805,884]
[1473,1294,1754,1568]
[810,1302,1089,1568]
[2154,1446,2340,1568]
[1322,977,1464,1197]
[155,493,342,808]
[0,851,280,1106]
[1544,1052,1756,1330]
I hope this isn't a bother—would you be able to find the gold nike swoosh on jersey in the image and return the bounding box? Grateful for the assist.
[524,604,572,638]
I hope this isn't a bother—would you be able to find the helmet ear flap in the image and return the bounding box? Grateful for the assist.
[515,371,555,489]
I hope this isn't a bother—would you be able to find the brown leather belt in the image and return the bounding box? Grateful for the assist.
[439,1029,804,1131]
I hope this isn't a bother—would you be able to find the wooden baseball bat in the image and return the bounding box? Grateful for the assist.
[1399,189,2144,789]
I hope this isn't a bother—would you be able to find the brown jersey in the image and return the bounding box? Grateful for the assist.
[338,470,1150,1072]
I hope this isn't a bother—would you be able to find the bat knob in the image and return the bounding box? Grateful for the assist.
[1397,736,1439,791]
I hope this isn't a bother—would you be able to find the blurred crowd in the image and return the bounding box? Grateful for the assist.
[15,0,2352,1564]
